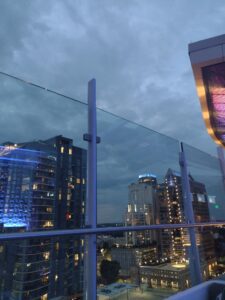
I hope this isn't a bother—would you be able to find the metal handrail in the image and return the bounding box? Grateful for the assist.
[0,221,224,241]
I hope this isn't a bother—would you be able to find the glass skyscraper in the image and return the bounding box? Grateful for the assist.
[0,136,86,300]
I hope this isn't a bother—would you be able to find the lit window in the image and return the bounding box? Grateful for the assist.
[61,146,64,153]
[42,276,49,284]
[46,207,53,213]
[59,193,61,200]
[33,184,38,190]
[55,242,59,250]
[74,254,79,261]
[82,178,85,184]
[69,148,72,155]
[0,246,4,253]
[55,274,58,281]
[43,252,50,260]
[66,212,72,220]
[128,204,131,212]
[41,294,48,300]
[43,221,53,228]
[76,178,81,184]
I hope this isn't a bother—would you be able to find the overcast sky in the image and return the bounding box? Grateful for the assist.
[1,1,225,222]
[1,0,225,151]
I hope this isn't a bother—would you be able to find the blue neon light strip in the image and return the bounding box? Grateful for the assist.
[4,222,26,228]
[0,157,38,164]
[0,146,44,154]
[139,173,157,178]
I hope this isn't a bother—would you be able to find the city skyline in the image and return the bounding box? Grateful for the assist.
[98,167,220,293]
[0,134,225,298]
[1,3,225,299]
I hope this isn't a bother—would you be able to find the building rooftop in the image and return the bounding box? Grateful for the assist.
[189,33,225,53]
[140,263,188,272]
[97,283,136,296]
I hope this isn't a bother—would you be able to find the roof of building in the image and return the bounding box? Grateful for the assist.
[189,33,225,53]
[140,263,188,272]
[97,283,136,296]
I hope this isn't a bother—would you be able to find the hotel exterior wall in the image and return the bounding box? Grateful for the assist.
[189,34,225,148]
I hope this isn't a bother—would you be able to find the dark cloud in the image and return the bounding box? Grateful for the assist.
[0,0,225,222]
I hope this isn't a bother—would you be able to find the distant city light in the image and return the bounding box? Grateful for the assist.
[138,173,157,179]
[208,196,216,204]
[4,221,26,228]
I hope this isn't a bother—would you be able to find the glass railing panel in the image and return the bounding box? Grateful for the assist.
[182,143,225,222]
[191,224,225,286]
[97,108,181,227]
[0,73,88,234]
[97,229,195,299]
[182,143,225,284]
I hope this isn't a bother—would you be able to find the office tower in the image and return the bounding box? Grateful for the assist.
[158,169,216,273]
[45,135,86,299]
[125,174,157,246]
[155,182,171,259]
[163,169,187,262]
[190,175,216,274]
[0,136,86,300]
[0,142,56,300]
[111,245,157,278]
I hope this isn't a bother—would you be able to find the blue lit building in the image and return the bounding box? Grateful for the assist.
[0,144,56,230]
[0,136,87,300]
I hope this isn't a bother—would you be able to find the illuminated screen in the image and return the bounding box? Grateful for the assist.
[202,62,225,142]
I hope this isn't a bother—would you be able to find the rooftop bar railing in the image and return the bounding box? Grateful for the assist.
[0,72,225,299]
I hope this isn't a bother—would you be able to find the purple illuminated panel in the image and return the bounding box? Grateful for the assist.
[203,62,225,144]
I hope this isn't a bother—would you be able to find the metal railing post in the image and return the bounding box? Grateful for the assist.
[83,79,100,300]
[179,143,202,286]
[217,146,225,186]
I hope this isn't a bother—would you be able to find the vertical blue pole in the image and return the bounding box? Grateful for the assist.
[84,79,97,300]
[179,143,202,286]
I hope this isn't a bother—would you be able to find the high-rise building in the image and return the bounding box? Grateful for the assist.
[0,136,87,300]
[125,174,157,246]
[157,169,216,272]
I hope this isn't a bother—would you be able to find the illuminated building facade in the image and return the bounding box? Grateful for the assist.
[45,135,86,299]
[158,169,216,272]
[0,136,86,300]
[125,174,157,246]
[189,34,225,148]
[0,145,56,229]
[140,263,191,290]
[163,169,186,262]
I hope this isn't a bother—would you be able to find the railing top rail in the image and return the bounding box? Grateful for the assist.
[0,221,225,241]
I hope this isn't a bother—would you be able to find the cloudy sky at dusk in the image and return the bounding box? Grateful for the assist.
[1,1,225,222]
